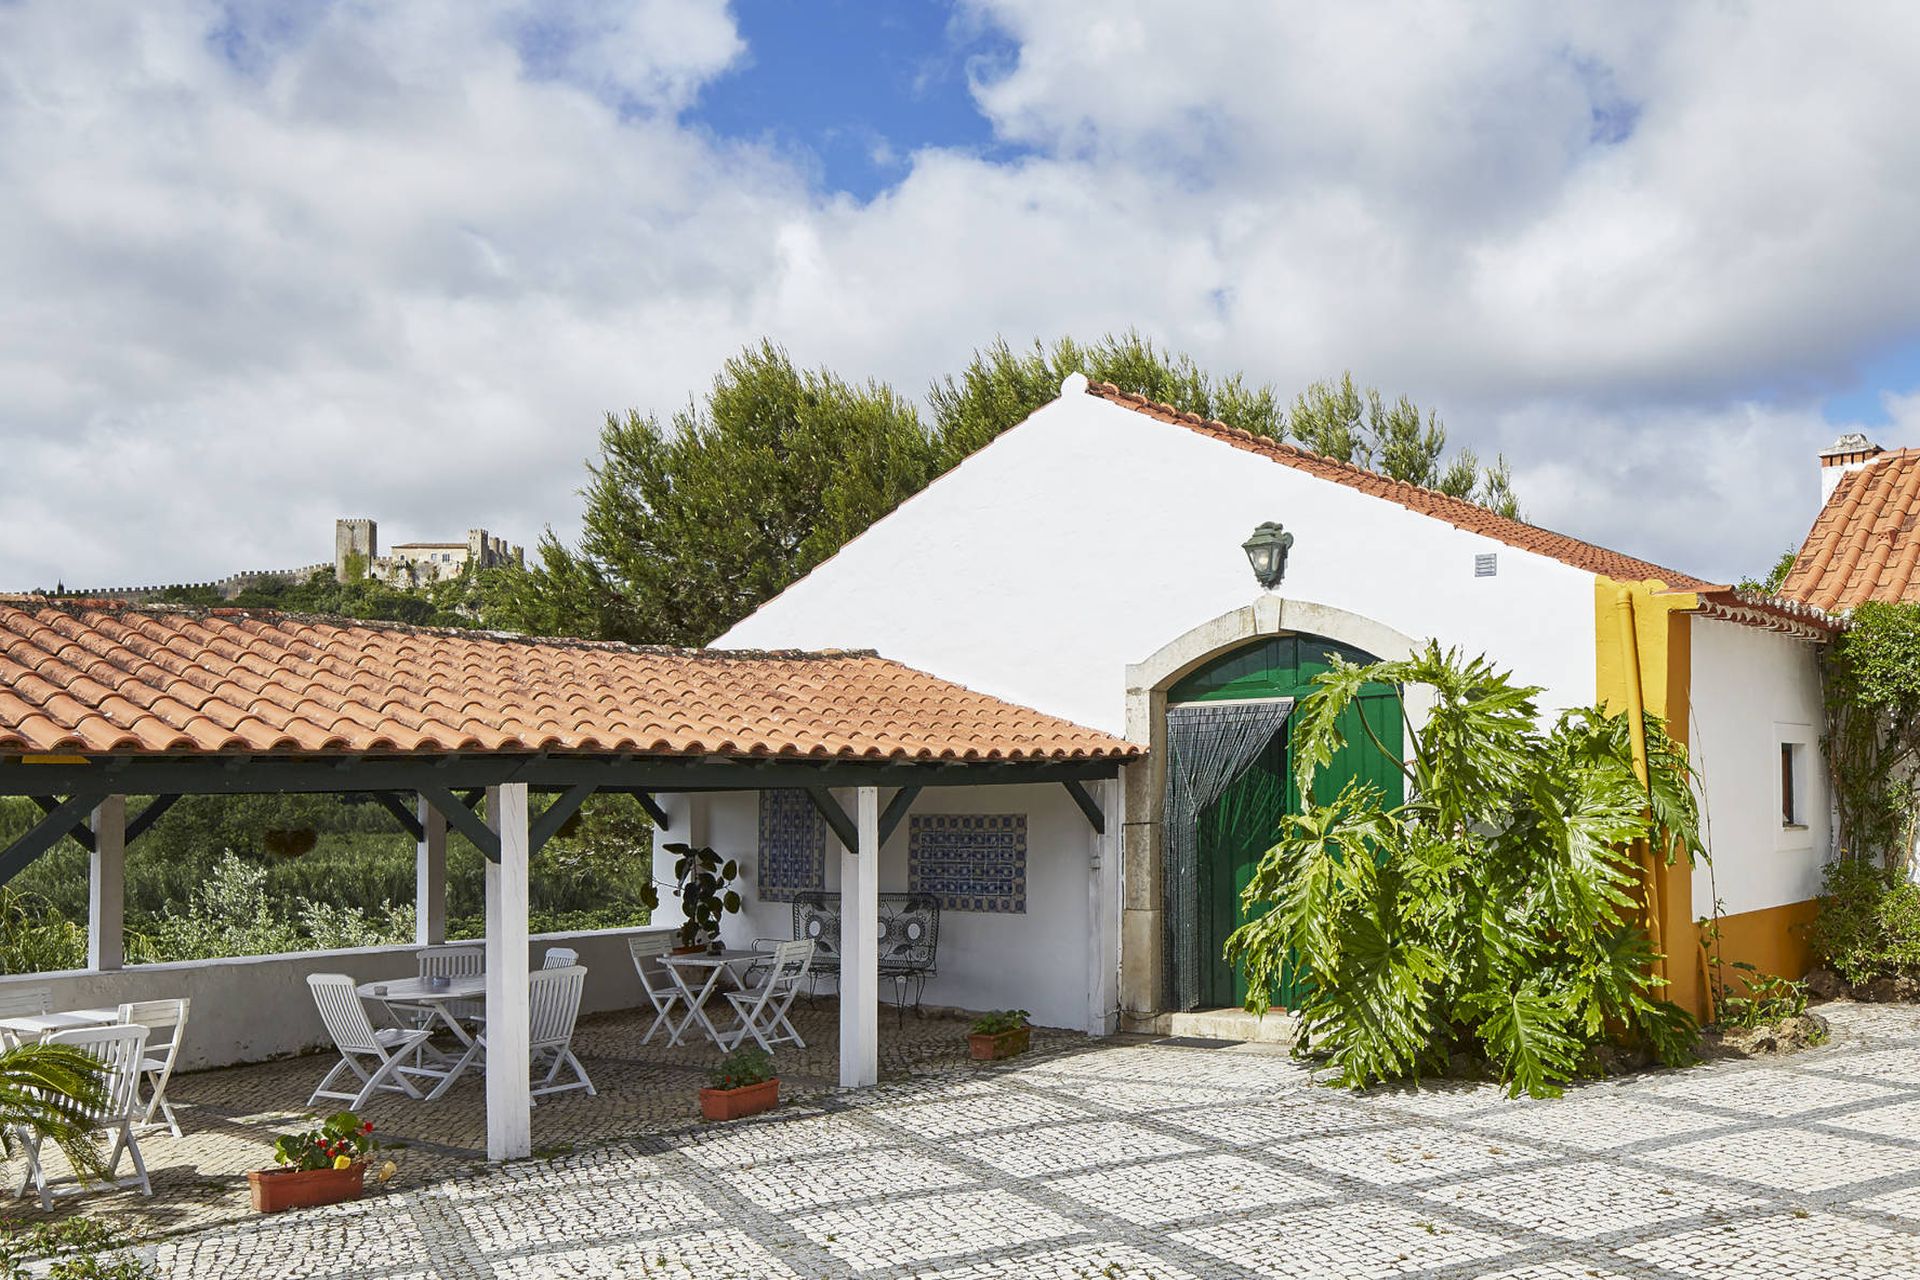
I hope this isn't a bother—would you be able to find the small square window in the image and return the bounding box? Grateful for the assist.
[1474,553,1498,578]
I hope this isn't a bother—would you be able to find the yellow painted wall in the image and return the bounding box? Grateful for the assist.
[1708,898,1821,985]
[1594,577,1705,1017]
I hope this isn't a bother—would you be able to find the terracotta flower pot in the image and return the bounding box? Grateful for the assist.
[248,1162,367,1214]
[968,1026,1031,1061]
[699,1077,779,1121]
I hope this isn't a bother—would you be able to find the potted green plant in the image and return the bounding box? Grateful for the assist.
[699,1046,778,1121]
[664,842,741,952]
[248,1111,384,1213]
[968,1010,1032,1061]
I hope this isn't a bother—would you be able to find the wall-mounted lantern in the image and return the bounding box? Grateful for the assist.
[1242,521,1294,591]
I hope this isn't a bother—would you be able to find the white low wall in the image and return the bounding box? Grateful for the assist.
[0,926,667,1072]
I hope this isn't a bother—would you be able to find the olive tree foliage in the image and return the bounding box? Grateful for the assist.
[1226,644,1701,1098]
[1287,373,1520,518]
[487,342,941,645]
[929,332,1285,467]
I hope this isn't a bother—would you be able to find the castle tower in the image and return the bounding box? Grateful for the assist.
[334,518,377,582]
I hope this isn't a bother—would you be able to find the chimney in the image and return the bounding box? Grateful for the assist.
[1820,432,1885,504]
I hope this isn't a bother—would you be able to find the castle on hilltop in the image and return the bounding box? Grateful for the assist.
[57,518,523,603]
[333,519,524,589]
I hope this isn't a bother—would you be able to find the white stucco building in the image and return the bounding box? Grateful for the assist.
[681,374,1839,1032]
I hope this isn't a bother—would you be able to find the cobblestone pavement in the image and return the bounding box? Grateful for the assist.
[79,1003,1920,1276]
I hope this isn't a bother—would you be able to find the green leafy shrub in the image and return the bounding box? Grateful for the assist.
[1227,643,1702,1099]
[1716,963,1811,1028]
[708,1046,774,1090]
[969,1010,1030,1036]
[1807,857,1920,985]
[0,1215,156,1278]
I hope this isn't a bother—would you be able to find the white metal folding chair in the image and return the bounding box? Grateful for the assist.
[526,965,593,1101]
[15,1023,151,1210]
[116,998,189,1137]
[627,935,684,1047]
[305,974,443,1110]
[417,944,486,1024]
[723,940,812,1053]
[542,946,579,969]
[0,986,51,1048]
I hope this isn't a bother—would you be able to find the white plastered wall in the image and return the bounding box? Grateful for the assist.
[1689,616,1831,916]
[680,783,1106,1033]
[719,386,1603,732]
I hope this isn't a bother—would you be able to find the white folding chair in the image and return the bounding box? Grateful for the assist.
[305,974,443,1110]
[542,946,579,969]
[723,940,813,1053]
[15,1024,151,1210]
[417,944,486,1024]
[526,965,593,1101]
[0,986,51,1048]
[116,998,189,1137]
[627,935,684,1047]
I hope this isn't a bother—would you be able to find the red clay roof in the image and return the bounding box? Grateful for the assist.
[1779,450,1920,613]
[0,603,1138,761]
[1082,381,1714,590]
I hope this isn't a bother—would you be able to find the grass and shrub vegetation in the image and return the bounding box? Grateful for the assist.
[1807,856,1920,988]
[0,791,654,973]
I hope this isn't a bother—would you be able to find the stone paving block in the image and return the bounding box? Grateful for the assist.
[1157,1094,1390,1146]
[485,1227,807,1279]
[454,1167,718,1251]
[1047,1151,1330,1225]
[948,1117,1201,1178]
[1416,1160,1767,1239]
[717,1143,976,1214]
[1621,1208,1920,1279]
[1461,1091,1737,1150]
[920,1241,1205,1279]
[793,1187,1082,1270]
[1650,1126,1919,1194]
[1283,1121,1549,1186]
[1173,1194,1521,1277]
[1640,1063,1901,1115]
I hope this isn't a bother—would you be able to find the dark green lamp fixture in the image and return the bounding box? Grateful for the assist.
[1242,521,1294,590]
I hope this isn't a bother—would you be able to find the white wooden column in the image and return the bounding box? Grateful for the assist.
[839,786,880,1089]
[1086,777,1121,1036]
[484,783,532,1161]
[88,796,125,971]
[415,796,447,947]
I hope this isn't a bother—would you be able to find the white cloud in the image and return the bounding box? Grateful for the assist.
[0,1,1915,591]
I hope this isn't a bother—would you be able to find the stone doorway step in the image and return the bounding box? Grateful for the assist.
[1160,1007,1299,1046]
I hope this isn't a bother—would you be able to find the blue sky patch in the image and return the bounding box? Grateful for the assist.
[1823,339,1920,426]
[688,0,1026,201]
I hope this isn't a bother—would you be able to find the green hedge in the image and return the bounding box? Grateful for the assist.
[1807,857,1920,985]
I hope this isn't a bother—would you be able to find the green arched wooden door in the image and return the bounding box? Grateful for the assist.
[1168,634,1405,1008]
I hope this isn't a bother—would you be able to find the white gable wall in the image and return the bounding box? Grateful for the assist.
[1689,617,1831,916]
[720,390,1603,733]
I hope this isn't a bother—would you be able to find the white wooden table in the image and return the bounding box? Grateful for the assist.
[0,1008,119,1047]
[357,975,486,1100]
[659,950,769,1049]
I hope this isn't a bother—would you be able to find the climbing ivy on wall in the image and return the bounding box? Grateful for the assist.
[1822,601,1920,870]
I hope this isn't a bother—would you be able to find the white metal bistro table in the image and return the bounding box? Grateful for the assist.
[658,949,770,1049]
[0,1008,119,1047]
[356,975,486,1100]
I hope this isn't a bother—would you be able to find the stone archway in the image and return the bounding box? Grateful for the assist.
[1116,597,1422,1027]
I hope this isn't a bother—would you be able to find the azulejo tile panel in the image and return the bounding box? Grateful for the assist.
[909,813,1027,913]
[757,788,825,903]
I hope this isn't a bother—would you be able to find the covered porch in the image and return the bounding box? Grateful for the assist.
[0,603,1137,1167]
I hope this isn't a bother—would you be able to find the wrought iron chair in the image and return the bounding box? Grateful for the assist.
[877,892,940,1021]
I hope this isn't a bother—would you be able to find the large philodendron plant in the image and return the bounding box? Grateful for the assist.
[1226,642,1704,1098]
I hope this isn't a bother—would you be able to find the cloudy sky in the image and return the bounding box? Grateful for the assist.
[3,1,1917,592]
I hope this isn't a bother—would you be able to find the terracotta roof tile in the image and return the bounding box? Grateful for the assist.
[0,603,1138,763]
[1780,450,1920,612]
[1082,381,1714,589]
